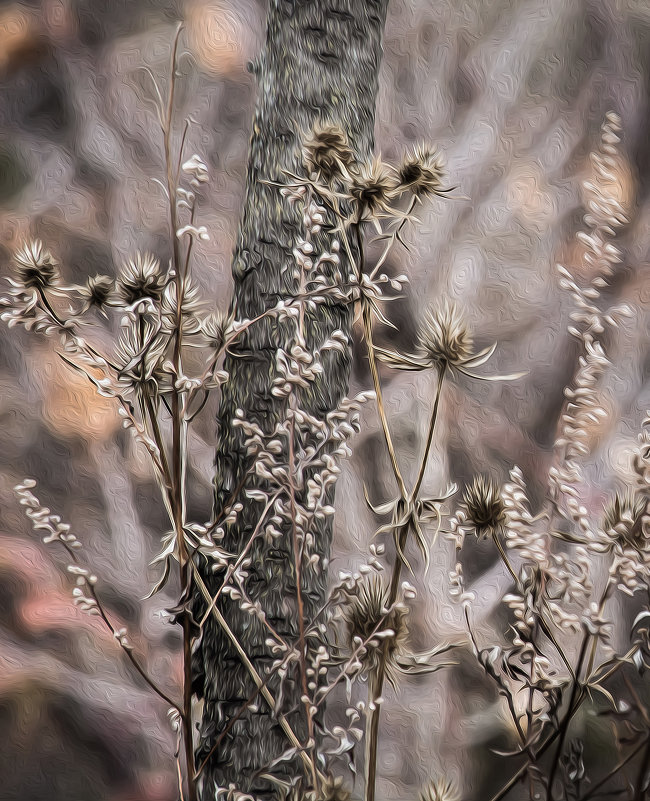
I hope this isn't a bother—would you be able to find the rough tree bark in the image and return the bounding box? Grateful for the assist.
[193,2,389,798]
[190,0,388,801]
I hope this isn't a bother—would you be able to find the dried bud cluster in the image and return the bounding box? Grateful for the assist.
[461,476,506,539]
[343,575,408,684]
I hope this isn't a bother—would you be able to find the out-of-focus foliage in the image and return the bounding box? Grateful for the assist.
[0,1,648,799]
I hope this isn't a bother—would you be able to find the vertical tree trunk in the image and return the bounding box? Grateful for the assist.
[194,2,389,797]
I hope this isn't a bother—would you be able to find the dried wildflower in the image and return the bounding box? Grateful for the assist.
[350,158,398,218]
[302,122,355,184]
[79,275,115,312]
[344,575,408,684]
[318,776,351,801]
[398,144,446,198]
[201,311,229,352]
[603,492,648,551]
[417,302,474,366]
[117,253,167,305]
[419,778,459,801]
[375,300,523,381]
[13,240,60,290]
[462,476,506,538]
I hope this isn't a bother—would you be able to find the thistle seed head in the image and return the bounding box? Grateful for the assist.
[14,240,60,291]
[419,778,460,801]
[462,476,506,538]
[603,492,648,551]
[318,776,351,801]
[302,123,355,183]
[344,575,408,680]
[80,275,115,311]
[398,145,446,198]
[350,158,398,216]
[117,253,167,305]
[201,311,229,352]
[417,301,473,367]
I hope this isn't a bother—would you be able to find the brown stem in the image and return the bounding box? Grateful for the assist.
[411,364,446,501]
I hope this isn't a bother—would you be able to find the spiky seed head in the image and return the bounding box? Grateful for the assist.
[417,301,473,367]
[302,123,355,183]
[80,275,115,311]
[350,158,398,215]
[344,575,408,680]
[318,776,351,801]
[603,492,648,551]
[201,311,228,352]
[14,240,60,290]
[419,778,460,801]
[462,476,506,538]
[117,253,167,305]
[398,145,446,198]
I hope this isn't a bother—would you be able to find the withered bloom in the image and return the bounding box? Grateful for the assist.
[14,240,60,291]
[80,275,115,312]
[344,575,408,685]
[462,476,506,539]
[117,252,168,305]
[302,122,355,184]
[398,144,446,198]
[375,300,524,381]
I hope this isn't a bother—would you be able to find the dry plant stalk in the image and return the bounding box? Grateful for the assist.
[2,18,649,801]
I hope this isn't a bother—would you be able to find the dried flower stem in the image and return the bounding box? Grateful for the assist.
[365,364,446,801]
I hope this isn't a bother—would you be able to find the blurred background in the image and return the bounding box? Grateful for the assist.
[0,0,648,799]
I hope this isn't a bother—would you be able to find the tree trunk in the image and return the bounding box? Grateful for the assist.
[194,2,389,798]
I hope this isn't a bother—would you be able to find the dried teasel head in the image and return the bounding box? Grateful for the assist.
[350,158,398,218]
[117,252,168,306]
[201,311,230,352]
[462,476,506,539]
[417,301,473,368]
[603,492,649,552]
[13,240,60,291]
[302,122,355,184]
[79,275,115,312]
[398,144,446,198]
[419,778,460,801]
[317,776,351,801]
[344,575,408,684]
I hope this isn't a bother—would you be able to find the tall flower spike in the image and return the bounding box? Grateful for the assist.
[375,300,525,381]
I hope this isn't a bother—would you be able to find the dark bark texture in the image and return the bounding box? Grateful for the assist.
[193,1,389,798]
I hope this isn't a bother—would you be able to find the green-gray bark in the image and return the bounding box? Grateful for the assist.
[194,2,389,797]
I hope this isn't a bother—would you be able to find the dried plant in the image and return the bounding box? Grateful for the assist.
[2,20,649,801]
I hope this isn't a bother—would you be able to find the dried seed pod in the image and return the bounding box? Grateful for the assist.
[117,252,168,305]
[14,240,60,291]
[417,301,473,368]
[398,144,446,198]
[344,575,408,684]
[302,122,355,184]
[462,476,506,539]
